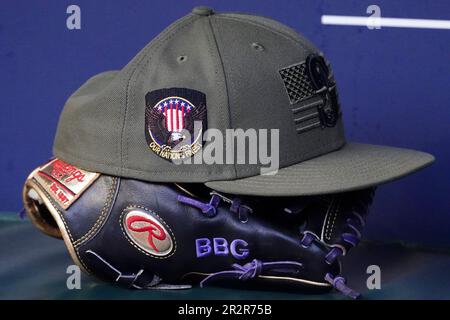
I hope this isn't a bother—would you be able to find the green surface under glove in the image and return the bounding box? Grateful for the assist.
[1,213,449,300]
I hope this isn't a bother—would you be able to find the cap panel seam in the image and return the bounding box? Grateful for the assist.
[207,16,238,179]
[218,15,310,52]
[220,13,318,51]
[120,14,199,175]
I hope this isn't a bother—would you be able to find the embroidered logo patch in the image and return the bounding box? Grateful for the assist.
[305,54,340,128]
[123,208,174,257]
[195,237,249,260]
[279,54,341,134]
[31,158,99,209]
[145,88,207,161]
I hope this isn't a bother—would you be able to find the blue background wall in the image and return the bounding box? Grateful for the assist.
[1,0,448,247]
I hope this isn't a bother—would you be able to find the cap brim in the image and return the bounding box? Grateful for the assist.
[205,143,434,196]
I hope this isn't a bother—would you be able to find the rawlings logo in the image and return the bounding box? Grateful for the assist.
[123,209,174,257]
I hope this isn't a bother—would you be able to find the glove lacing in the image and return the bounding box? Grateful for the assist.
[177,191,252,222]
[177,190,373,299]
[199,259,303,287]
[299,190,374,299]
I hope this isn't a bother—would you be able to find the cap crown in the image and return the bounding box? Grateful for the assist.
[54,9,345,182]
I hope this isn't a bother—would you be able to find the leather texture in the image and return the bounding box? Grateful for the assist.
[24,167,375,294]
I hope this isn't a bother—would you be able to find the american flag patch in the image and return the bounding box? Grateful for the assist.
[156,98,193,132]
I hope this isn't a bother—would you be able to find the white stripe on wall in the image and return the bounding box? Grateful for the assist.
[321,15,450,30]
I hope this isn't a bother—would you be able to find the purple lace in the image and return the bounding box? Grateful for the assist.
[325,273,360,299]
[200,259,303,287]
[177,194,221,217]
[301,232,345,264]
[300,232,315,247]
[322,196,371,298]
[18,208,26,220]
[229,197,252,223]
[179,189,374,299]
[178,191,251,222]
[325,247,344,265]
[341,210,365,248]
[341,190,374,250]
[301,232,360,299]
[315,195,371,265]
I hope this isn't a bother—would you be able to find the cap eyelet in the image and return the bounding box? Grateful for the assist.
[251,42,265,52]
[177,55,187,63]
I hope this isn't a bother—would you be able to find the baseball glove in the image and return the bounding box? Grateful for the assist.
[23,158,375,298]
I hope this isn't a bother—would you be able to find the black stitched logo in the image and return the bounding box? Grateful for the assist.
[279,54,341,134]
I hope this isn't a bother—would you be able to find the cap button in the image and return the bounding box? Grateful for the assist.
[192,6,214,16]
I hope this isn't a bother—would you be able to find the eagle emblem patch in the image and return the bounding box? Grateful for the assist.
[145,88,207,160]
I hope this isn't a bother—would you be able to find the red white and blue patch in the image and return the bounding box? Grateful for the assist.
[145,88,207,160]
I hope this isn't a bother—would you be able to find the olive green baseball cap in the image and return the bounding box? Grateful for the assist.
[53,7,434,196]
